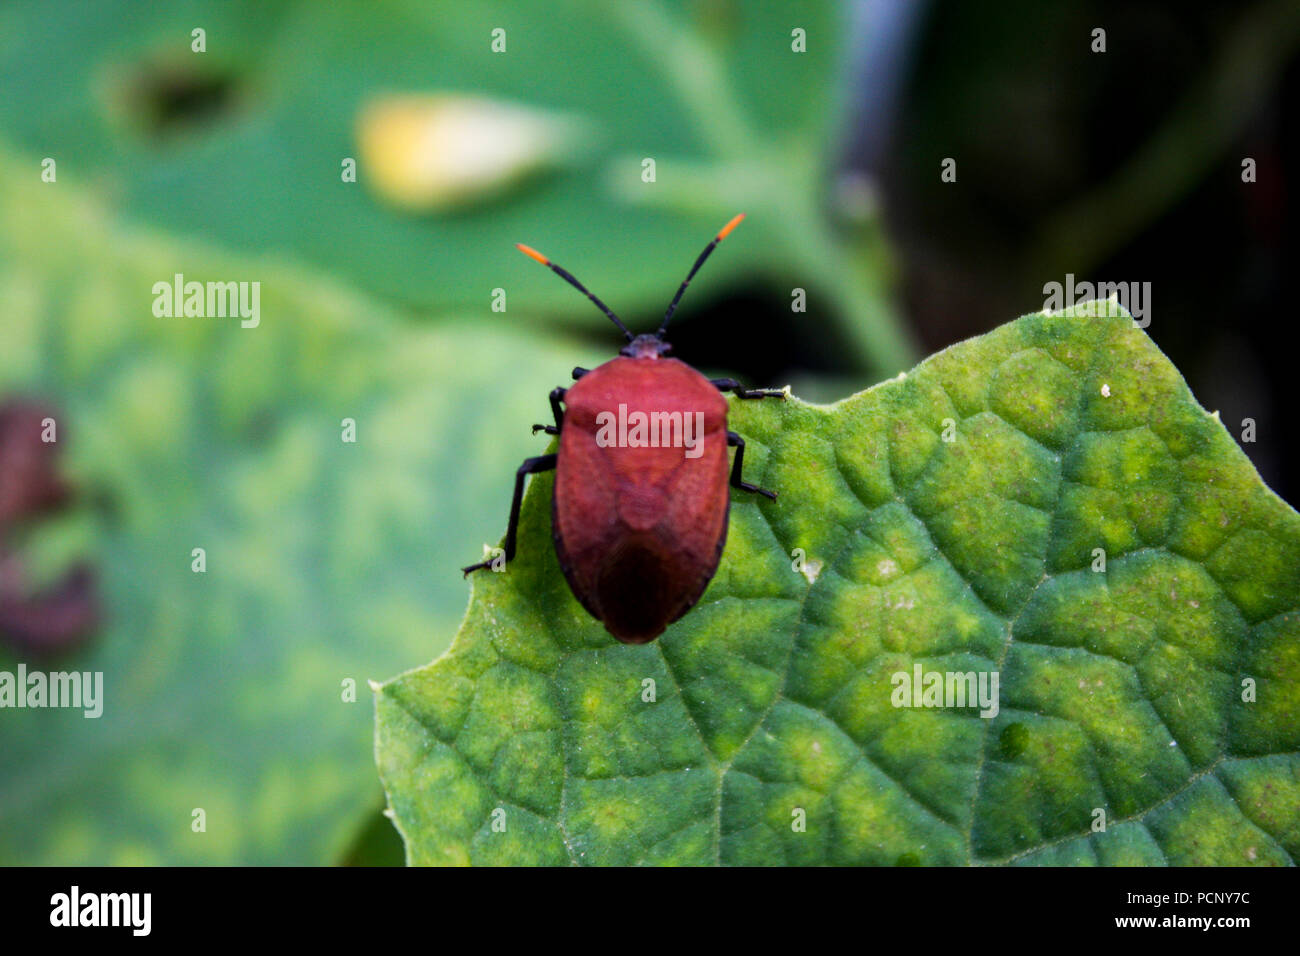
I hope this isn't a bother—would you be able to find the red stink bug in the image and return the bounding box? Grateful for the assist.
[463,214,784,644]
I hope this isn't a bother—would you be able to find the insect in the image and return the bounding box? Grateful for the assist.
[462,214,784,644]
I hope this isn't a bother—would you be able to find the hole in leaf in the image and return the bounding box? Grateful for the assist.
[114,55,241,136]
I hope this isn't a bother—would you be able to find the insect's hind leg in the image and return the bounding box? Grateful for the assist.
[531,387,567,436]
[461,454,558,574]
[727,432,776,500]
[711,377,785,400]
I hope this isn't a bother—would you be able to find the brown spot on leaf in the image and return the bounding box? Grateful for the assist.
[0,401,69,524]
[0,398,101,658]
[0,559,100,659]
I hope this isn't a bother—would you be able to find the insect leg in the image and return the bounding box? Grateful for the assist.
[726,432,776,500]
[711,378,785,400]
[531,387,567,435]
[461,454,558,575]
[572,367,590,380]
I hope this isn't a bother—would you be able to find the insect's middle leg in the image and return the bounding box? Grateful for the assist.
[531,387,567,436]
[711,378,785,400]
[727,431,776,500]
[461,453,558,575]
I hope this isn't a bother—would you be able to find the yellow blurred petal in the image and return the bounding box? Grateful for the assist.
[356,94,576,212]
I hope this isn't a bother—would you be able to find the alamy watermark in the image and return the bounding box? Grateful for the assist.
[1042,274,1150,328]
[0,664,102,718]
[152,273,260,328]
[595,404,705,459]
[50,886,150,936]
[891,663,999,718]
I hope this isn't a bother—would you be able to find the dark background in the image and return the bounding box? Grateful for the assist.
[671,0,1297,505]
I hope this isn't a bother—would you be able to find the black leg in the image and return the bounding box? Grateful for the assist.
[711,378,785,400]
[572,367,589,380]
[462,454,558,574]
[531,387,567,435]
[727,432,776,500]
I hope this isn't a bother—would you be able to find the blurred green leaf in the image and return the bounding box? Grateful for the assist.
[0,145,607,864]
[376,303,1299,865]
[0,0,865,331]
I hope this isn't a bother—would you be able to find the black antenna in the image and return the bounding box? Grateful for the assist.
[516,243,633,341]
[658,213,745,338]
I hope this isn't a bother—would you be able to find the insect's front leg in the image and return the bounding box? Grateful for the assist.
[461,453,558,575]
[726,431,776,500]
[711,378,785,400]
[531,386,567,436]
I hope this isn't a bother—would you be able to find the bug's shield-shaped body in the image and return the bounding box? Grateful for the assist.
[553,356,729,644]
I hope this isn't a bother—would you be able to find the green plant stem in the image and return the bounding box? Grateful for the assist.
[608,0,919,378]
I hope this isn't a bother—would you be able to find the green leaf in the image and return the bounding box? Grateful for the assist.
[0,0,849,321]
[0,145,606,864]
[375,301,1300,865]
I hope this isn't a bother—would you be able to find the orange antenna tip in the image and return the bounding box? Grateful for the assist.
[516,243,549,266]
[716,213,746,241]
